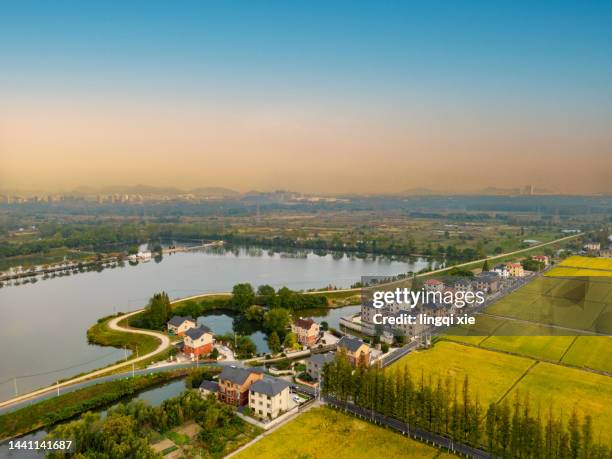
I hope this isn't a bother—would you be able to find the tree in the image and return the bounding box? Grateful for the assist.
[268,331,281,353]
[245,305,265,322]
[283,332,297,349]
[143,292,172,329]
[236,336,256,358]
[231,283,255,310]
[263,308,290,336]
[482,259,490,272]
[320,321,329,331]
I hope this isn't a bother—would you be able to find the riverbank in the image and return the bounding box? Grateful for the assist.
[0,369,201,441]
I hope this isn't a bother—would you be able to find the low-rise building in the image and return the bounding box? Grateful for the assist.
[454,279,472,291]
[248,378,292,419]
[473,272,500,293]
[337,336,370,366]
[307,352,336,381]
[199,380,219,397]
[505,262,525,277]
[183,325,214,357]
[167,315,197,336]
[424,279,445,292]
[291,318,320,347]
[218,366,264,406]
[584,242,601,252]
[493,264,510,278]
[531,255,550,267]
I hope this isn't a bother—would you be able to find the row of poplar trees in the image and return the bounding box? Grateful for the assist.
[322,352,610,458]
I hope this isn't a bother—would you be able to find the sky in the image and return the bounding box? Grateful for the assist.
[1,0,612,194]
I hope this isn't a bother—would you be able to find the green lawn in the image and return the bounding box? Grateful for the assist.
[389,341,533,404]
[233,407,455,459]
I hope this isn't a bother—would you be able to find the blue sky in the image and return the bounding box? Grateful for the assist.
[1,1,611,192]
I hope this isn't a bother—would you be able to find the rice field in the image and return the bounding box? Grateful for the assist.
[233,407,454,459]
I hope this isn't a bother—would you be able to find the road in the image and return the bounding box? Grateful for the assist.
[0,233,582,411]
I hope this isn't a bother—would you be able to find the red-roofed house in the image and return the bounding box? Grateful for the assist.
[531,255,550,267]
[291,318,320,347]
[424,279,444,292]
[505,263,525,277]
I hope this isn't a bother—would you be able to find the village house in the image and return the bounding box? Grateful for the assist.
[505,262,525,277]
[291,318,320,347]
[453,278,472,292]
[493,264,510,278]
[248,378,292,420]
[473,272,500,293]
[584,242,601,252]
[531,255,550,267]
[183,325,214,357]
[167,315,197,336]
[217,366,264,406]
[337,336,370,366]
[424,279,445,292]
[199,380,219,397]
[307,352,335,381]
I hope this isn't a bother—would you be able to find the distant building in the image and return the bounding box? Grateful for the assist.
[167,316,197,336]
[337,336,370,366]
[505,262,525,277]
[493,264,510,278]
[424,279,445,292]
[307,352,336,381]
[584,242,601,252]
[454,279,472,291]
[291,318,320,347]
[199,380,219,397]
[531,255,550,267]
[473,272,500,293]
[218,366,264,406]
[248,378,292,419]
[183,325,214,357]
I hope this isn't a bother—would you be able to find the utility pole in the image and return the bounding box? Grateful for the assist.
[13,377,18,397]
[132,362,135,378]
[56,380,60,396]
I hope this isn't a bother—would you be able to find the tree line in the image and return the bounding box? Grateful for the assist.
[322,353,611,458]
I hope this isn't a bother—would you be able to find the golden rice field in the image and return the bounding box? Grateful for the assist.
[389,341,533,404]
[233,407,455,459]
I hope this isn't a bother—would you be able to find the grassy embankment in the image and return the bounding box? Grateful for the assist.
[233,406,455,459]
[0,369,198,441]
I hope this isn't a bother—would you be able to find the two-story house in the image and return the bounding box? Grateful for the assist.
[307,352,335,381]
[167,315,197,336]
[248,378,292,419]
[473,272,500,293]
[217,366,264,406]
[183,325,214,357]
[291,318,320,347]
[505,262,525,277]
[337,336,370,367]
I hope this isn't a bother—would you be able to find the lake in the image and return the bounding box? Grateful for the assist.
[0,246,435,401]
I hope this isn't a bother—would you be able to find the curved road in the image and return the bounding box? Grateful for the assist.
[0,233,582,411]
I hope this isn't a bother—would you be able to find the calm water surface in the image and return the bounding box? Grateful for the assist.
[0,247,434,401]
[0,379,188,458]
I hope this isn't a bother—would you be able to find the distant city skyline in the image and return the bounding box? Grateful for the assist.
[1,1,611,193]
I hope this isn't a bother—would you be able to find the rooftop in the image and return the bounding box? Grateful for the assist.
[309,352,336,366]
[219,366,263,385]
[294,318,316,329]
[338,336,366,352]
[168,315,195,327]
[184,325,212,340]
[199,380,219,393]
[250,378,291,397]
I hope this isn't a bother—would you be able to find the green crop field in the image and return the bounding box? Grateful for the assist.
[509,362,612,437]
[233,407,454,459]
[390,341,533,404]
[479,333,575,361]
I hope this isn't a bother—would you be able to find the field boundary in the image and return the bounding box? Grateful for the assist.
[495,361,539,405]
